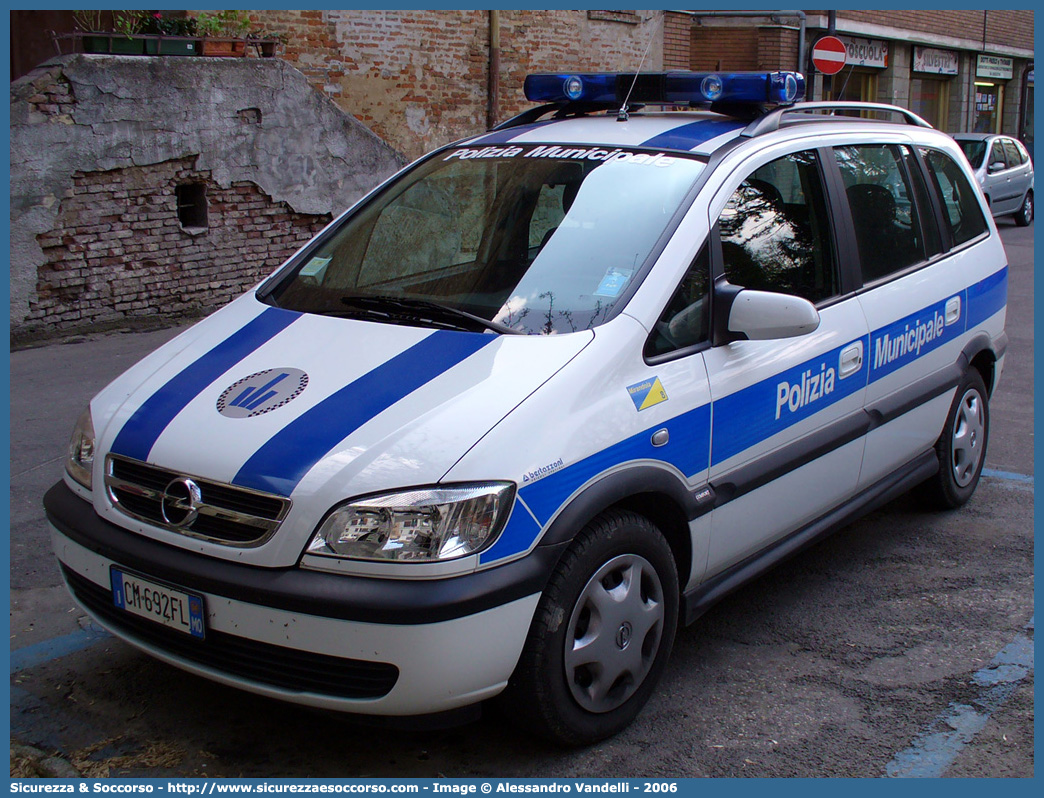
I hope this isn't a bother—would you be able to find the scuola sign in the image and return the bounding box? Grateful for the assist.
[841,36,888,68]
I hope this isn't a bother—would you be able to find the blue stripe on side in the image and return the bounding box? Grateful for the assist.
[639,119,743,151]
[965,266,1008,329]
[233,331,494,496]
[478,499,543,564]
[868,294,966,384]
[711,338,868,466]
[110,307,300,462]
[519,403,711,528]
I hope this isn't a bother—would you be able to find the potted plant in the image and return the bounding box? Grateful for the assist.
[72,9,139,55]
[197,10,251,57]
[247,29,287,58]
[142,13,201,56]
[108,10,148,54]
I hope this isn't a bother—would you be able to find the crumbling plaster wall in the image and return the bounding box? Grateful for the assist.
[10,54,406,331]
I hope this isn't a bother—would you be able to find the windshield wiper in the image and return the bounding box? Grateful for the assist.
[338,295,523,335]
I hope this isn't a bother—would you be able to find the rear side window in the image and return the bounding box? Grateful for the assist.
[958,139,987,169]
[834,144,929,283]
[921,148,989,247]
[718,150,838,304]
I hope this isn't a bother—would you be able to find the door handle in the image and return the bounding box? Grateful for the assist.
[839,341,863,378]
[945,296,961,326]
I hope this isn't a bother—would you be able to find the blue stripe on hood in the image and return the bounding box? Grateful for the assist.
[640,119,743,151]
[110,307,300,463]
[232,330,495,496]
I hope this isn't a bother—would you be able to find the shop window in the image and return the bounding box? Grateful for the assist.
[910,77,950,130]
[974,83,1004,134]
[822,70,879,118]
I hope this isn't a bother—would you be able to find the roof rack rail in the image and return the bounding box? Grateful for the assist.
[742,101,933,138]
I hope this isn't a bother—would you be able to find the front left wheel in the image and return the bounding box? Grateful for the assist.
[502,510,679,746]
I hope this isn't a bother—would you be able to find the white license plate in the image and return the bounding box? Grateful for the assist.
[110,568,205,639]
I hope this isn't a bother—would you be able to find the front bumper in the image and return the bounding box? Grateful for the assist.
[46,481,558,715]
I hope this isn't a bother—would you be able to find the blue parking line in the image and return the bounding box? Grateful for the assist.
[10,625,110,675]
[981,468,1034,484]
[883,618,1034,777]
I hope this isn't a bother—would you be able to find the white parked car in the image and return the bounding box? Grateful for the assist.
[48,71,1007,745]
[953,132,1033,225]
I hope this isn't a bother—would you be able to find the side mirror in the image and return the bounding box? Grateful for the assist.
[988,160,1007,174]
[716,287,820,343]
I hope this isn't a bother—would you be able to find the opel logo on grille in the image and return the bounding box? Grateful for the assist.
[161,478,203,528]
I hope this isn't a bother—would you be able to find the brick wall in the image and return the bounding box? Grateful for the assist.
[758,28,800,72]
[663,12,691,69]
[239,9,666,160]
[30,157,330,330]
[690,28,760,72]
[832,10,1033,52]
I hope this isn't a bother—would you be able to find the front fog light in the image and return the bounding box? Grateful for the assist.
[307,483,515,563]
[65,406,96,489]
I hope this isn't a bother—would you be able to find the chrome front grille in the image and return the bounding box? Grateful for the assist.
[105,455,290,547]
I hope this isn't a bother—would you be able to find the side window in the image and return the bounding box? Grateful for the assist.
[645,244,709,358]
[834,144,928,283]
[718,150,838,304]
[921,148,989,247]
[989,141,1007,171]
[1002,139,1023,168]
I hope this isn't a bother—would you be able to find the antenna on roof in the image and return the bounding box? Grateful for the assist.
[618,12,665,122]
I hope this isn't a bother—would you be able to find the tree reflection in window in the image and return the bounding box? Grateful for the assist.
[718,150,837,304]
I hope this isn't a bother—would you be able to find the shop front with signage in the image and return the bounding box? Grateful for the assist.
[975,54,1014,134]
[911,46,957,130]
[822,36,888,116]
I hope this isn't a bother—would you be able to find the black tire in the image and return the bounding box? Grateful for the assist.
[1014,190,1033,226]
[920,368,990,509]
[502,510,679,746]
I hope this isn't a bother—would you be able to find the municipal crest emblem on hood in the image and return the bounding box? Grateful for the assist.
[217,368,309,418]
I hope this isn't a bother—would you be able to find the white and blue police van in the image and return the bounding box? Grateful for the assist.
[48,70,1008,745]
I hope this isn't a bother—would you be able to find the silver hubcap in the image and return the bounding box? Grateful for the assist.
[1024,195,1033,220]
[952,388,985,487]
[564,554,664,714]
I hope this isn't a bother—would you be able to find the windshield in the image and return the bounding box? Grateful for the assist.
[265,144,705,335]
[957,139,987,169]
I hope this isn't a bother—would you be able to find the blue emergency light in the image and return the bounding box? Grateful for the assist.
[523,71,805,107]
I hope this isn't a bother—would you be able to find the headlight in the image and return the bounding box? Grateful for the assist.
[307,482,515,563]
[65,406,96,490]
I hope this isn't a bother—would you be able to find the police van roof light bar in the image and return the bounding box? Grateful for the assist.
[523,71,805,108]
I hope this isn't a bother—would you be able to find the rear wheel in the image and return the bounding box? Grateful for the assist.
[920,368,990,509]
[503,510,679,746]
[1014,190,1033,226]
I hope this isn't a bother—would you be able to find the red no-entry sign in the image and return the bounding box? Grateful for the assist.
[812,36,847,75]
